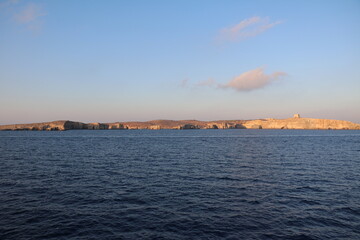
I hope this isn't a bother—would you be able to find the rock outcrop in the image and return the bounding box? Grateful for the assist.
[180,124,200,130]
[1,115,359,131]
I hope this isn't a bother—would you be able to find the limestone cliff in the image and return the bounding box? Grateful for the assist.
[1,115,359,131]
[243,117,360,130]
[0,120,75,131]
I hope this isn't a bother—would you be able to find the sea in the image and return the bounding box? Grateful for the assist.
[0,129,359,240]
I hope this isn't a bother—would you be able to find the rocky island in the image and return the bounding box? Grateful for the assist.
[1,114,359,131]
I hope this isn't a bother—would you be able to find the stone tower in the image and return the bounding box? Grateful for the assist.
[293,114,300,118]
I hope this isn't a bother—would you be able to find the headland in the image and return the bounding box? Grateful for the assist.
[1,114,359,131]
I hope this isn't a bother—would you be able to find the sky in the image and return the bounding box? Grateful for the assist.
[0,0,359,124]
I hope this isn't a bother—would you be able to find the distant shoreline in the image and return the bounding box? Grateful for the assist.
[1,115,360,131]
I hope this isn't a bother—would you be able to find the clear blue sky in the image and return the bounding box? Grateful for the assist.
[1,0,359,124]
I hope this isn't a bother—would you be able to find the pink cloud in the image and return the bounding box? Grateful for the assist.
[217,16,282,43]
[219,67,287,91]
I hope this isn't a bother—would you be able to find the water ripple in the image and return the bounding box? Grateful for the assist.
[0,130,359,239]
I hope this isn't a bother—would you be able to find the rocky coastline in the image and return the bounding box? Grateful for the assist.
[1,114,359,131]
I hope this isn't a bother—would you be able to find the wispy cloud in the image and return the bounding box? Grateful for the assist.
[217,16,282,43]
[14,3,45,23]
[0,1,46,33]
[219,67,287,91]
[179,78,189,88]
[0,0,19,9]
[196,78,216,87]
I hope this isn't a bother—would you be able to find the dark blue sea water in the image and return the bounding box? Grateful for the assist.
[0,130,360,239]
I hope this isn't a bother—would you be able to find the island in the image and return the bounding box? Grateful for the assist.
[1,114,359,131]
